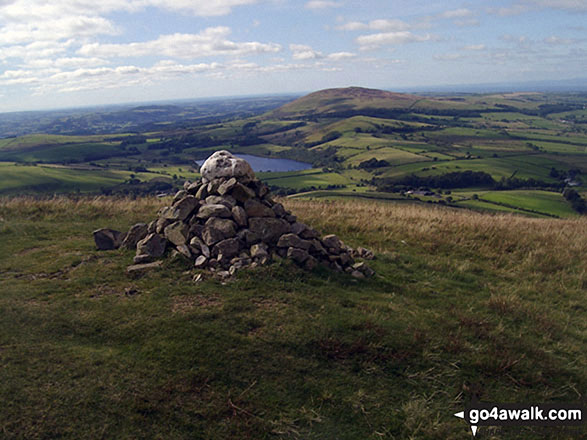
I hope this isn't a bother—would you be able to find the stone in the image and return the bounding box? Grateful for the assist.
[186,181,201,195]
[290,222,307,236]
[202,226,226,247]
[244,199,275,218]
[230,182,256,203]
[300,227,320,240]
[147,220,157,234]
[172,190,188,204]
[133,254,152,264]
[277,233,312,251]
[248,217,291,243]
[93,228,126,250]
[214,237,241,259]
[200,150,255,181]
[136,233,167,259]
[250,243,268,258]
[338,253,353,267]
[196,184,208,200]
[218,177,237,195]
[351,270,365,279]
[230,205,247,227]
[121,223,148,250]
[196,203,232,220]
[176,244,192,259]
[304,256,318,271]
[194,255,207,268]
[205,195,236,208]
[322,234,343,254]
[356,247,375,260]
[287,247,309,264]
[126,260,163,274]
[205,217,237,239]
[164,221,189,246]
[285,214,297,223]
[353,262,375,277]
[156,216,172,234]
[169,196,199,221]
[272,203,287,217]
[309,239,328,256]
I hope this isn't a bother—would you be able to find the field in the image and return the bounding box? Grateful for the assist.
[0,88,585,218]
[0,196,585,439]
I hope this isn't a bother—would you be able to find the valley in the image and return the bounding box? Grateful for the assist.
[1,87,585,218]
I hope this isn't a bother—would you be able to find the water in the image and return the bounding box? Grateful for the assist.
[196,153,312,173]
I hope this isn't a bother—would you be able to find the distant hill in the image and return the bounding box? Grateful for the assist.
[272,87,422,118]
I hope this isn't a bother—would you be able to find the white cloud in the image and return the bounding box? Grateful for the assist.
[78,27,281,59]
[289,44,355,61]
[356,31,431,50]
[305,0,341,10]
[488,0,587,16]
[439,8,473,19]
[336,18,410,32]
[463,44,486,51]
[290,44,323,60]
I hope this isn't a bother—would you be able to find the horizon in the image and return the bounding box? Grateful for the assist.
[1,0,586,113]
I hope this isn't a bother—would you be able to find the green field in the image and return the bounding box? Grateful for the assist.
[0,196,584,439]
[0,88,585,216]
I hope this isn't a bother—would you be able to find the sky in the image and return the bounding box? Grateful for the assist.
[0,0,585,112]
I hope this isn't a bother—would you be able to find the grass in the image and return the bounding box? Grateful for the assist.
[0,196,585,439]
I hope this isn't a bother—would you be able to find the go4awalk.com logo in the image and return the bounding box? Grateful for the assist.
[454,401,584,436]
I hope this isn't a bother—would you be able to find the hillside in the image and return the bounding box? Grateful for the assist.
[0,88,585,218]
[0,196,585,439]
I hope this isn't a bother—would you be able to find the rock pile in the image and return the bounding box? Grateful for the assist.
[94,150,374,279]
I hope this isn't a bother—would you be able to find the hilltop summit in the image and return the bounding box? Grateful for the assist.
[272,86,421,117]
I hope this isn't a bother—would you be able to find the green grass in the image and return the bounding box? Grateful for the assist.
[0,196,585,439]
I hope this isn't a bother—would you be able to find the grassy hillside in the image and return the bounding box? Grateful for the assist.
[0,196,585,439]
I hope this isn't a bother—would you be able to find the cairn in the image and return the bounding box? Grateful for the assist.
[94,150,374,279]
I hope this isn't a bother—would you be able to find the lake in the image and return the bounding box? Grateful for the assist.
[196,153,311,172]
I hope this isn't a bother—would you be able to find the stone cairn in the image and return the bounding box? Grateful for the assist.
[93,150,374,280]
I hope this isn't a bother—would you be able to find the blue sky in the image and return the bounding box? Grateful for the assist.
[0,0,585,112]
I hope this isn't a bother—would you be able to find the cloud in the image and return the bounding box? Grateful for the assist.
[78,27,281,59]
[439,8,474,19]
[289,44,355,61]
[463,44,486,51]
[488,0,587,16]
[356,31,431,50]
[336,19,410,32]
[304,0,341,9]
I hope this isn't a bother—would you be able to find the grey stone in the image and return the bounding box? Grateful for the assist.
[285,214,297,223]
[272,203,287,217]
[287,247,309,264]
[214,237,241,259]
[351,270,365,279]
[194,255,207,268]
[230,182,256,203]
[126,260,163,274]
[205,217,237,239]
[186,181,202,195]
[218,177,237,195]
[164,221,189,246]
[196,184,208,200]
[322,234,343,254]
[248,217,291,243]
[196,203,231,220]
[205,195,236,208]
[250,243,268,258]
[133,254,152,264]
[300,227,320,240]
[93,228,125,250]
[244,199,275,218]
[304,256,318,271]
[136,233,167,258]
[156,216,172,234]
[232,205,248,227]
[277,233,311,250]
[176,244,192,259]
[202,226,226,247]
[200,150,255,181]
[121,223,148,250]
[172,190,188,204]
[310,239,328,256]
